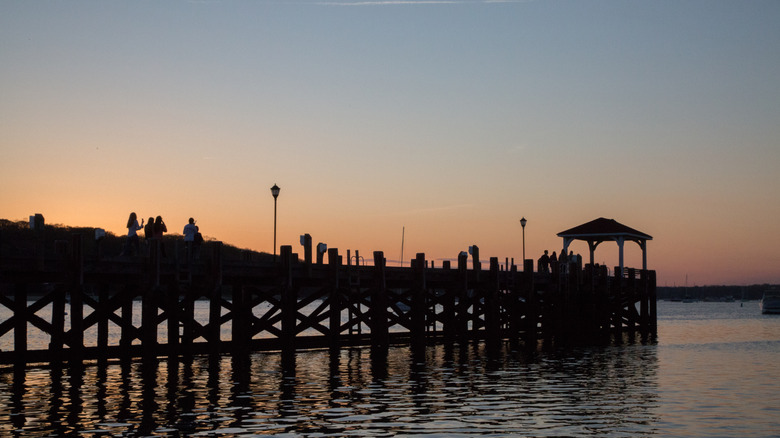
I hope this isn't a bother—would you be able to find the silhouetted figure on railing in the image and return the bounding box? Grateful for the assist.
[183,217,201,260]
[560,249,571,273]
[154,216,167,258]
[143,217,155,255]
[120,212,144,256]
[538,250,550,273]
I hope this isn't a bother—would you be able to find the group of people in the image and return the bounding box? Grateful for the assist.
[537,249,582,273]
[121,212,202,259]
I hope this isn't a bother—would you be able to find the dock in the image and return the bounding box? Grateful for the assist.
[0,233,656,367]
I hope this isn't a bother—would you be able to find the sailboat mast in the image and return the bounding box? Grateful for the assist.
[400,226,405,268]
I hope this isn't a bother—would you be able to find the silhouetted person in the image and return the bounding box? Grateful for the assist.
[538,250,550,273]
[154,216,167,258]
[561,249,569,273]
[183,217,197,261]
[143,217,155,255]
[120,212,144,256]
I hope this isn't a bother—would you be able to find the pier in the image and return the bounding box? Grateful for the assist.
[0,232,656,367]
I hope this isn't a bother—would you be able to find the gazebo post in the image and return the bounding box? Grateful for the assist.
[562,237,573,259]
[587,241,597,267]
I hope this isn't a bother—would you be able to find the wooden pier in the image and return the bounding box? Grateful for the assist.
[0,234,656,367]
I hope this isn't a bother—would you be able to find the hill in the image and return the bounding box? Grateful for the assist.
[0,218,274,263]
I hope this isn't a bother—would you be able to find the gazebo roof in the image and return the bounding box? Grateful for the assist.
[557,217,652,242]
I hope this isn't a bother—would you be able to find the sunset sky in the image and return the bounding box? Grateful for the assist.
[2,1,779,286]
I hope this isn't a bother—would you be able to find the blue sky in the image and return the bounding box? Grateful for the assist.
[2,0,779,285]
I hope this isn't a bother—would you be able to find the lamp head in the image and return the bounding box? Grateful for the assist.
[271,184,280,199]
[520,217,527,228]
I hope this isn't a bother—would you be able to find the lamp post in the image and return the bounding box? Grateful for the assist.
[520,217,527,263]
[271,184,280,258]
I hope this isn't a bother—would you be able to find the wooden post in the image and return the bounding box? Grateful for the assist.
[456,252,469,341]
[328,248,341,348]
[371,251,389,351]
[627,268,637,333]
[142,238,160,357]
[471,245,480,279]
[547,259,563,338]
[208,242,223,352]
[232,284,251,353]
[596,264,610,335]
[180,284,195,355]
[649,270,657,332]
[611,267,623,335]
[150,238,161,289]
[303,234,312,276]
[485,258,501,349]
[174,240,181,281]
[13,283,27,363]
[141,284,158,357]
[411,253,427,352]
[167,280,180,354]
[442,259,456,344]
[280,245,296,368]
[522,258,537,343]
[470,246,482,333]
[34,214,44,271]
[567,258,579,335]
[97,283,110,358]
[232,283,243,351]
[639,269,649,331]
[49,284,66,359]
[69,234,84,359]
[346,250,354,334]
[507,263,521,341]
[120,284,134,353]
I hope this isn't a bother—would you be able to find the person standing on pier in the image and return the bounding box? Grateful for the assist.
[560,249,570,273]
[143,216,154,255]
[120,212,144,256]
[539,250,550,273]
[154,216,167,258]
[183,217,197,261]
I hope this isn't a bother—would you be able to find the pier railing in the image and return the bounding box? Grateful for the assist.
[0,234,656,366]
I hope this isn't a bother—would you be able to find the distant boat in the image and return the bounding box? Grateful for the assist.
[681,274,694,302]
[760,290,780,314]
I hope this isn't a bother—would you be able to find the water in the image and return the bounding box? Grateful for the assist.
[1,301,779,437]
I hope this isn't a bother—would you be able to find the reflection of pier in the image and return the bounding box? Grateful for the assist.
[0,234,656,367]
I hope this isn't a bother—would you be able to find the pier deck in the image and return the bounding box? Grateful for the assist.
[0,235,656,366]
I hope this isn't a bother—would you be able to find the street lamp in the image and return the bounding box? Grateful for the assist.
[520,217,527,263]
[271,184,280,258]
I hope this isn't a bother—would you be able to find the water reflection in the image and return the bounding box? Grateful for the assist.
[0,340,660,436]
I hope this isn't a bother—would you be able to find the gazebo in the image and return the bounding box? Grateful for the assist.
[557,218,652,273]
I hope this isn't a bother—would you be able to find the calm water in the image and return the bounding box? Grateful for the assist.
[1,301,779,437]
